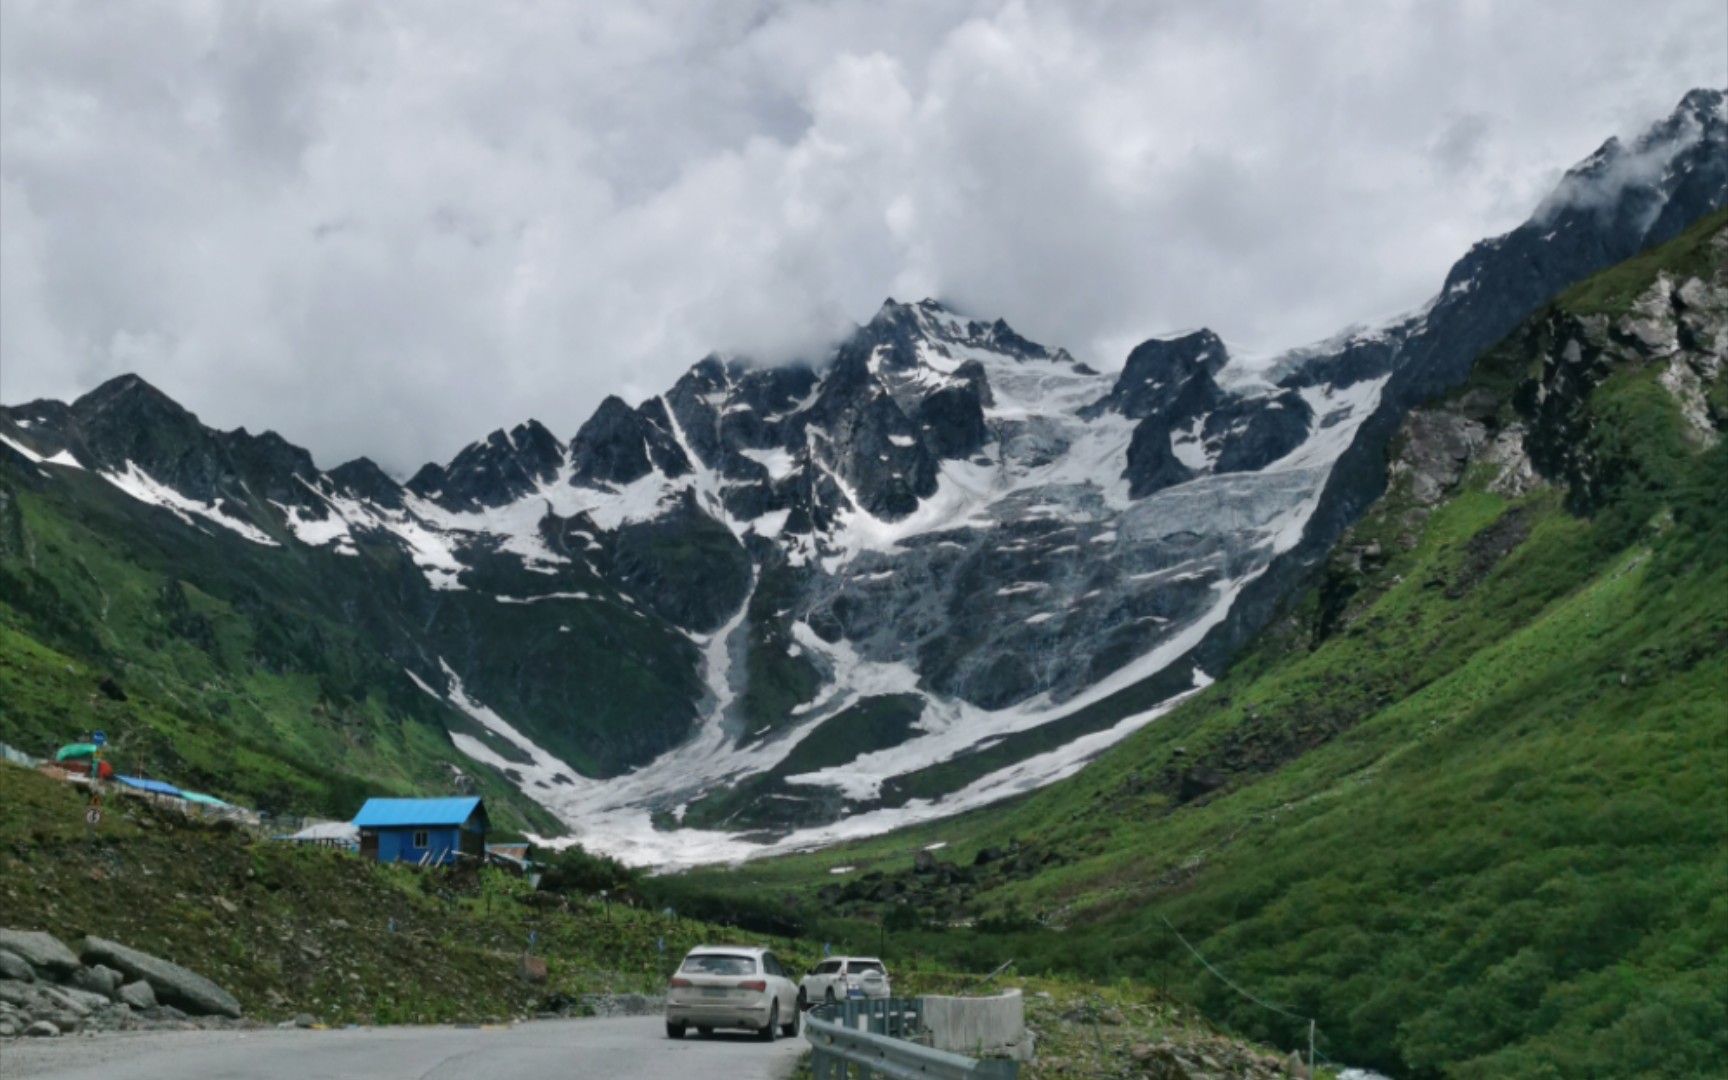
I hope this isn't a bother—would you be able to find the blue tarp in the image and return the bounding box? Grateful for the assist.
[116,776,184,798]
[351,796,483,828]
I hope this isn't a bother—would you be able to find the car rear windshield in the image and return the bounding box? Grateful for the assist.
[847,961,886,974]
[681,954,757,975]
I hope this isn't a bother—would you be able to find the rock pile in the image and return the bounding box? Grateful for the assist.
[0,928,247,1038]
[1016,991,1313,1080]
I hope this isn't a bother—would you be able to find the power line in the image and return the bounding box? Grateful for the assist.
[1161,917,1319,1073]
[1161,917,1311,1023]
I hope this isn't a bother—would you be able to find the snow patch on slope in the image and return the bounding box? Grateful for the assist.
[100,461,279,546]
[0,433,83,470]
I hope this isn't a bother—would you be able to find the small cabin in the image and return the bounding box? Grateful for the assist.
[352,796,488,867]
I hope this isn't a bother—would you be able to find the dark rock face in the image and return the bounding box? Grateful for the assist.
[570,396,691,488]
[808,358,939,518]
[1513,259,1727,516]
[916,383,990,460]
[215,429,321,507]
[600,489,753,633]
[327,457,405,509]
[1206,390,1315,474]
[1087,328,1317,495]
[1087,330,1227,421]
[67,376,229,500]
[1123,416,1195,498]
[408,420,564,510]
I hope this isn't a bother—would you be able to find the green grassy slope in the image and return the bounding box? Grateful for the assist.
[672,210,1728,1077]
[0,466,563,831]
[0,763,813,1023]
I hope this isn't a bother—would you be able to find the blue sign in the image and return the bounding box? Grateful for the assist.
[92,731,107,747]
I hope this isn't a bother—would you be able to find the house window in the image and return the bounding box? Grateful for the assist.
[413,830,429,848]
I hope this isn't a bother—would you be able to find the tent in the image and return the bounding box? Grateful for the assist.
[60,760,113,780]
[115,776,184,798]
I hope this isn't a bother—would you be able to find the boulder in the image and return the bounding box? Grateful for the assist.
[0,981,37,1009]
[0,981,100,1019]
[293,1012,316,1029]
[70,964,123,999]
[24,1019,59,1037]
[118,980,157,1010]
[0,930,80,976]
[44,984,112,1016]
[79,937,242,1018]
[0,950,34,982]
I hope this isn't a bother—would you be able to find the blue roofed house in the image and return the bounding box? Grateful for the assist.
[352,797,489,867]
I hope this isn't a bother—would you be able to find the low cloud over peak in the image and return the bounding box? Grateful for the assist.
[2,1,1723,472]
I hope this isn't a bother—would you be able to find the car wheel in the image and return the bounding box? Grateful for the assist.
[665,1022,686,1039]
[824,987,837,1005]
[781,1005,800,1038]
[797,988,809,1012]
[697,1026,713,1038]
[759,1002,779,1042]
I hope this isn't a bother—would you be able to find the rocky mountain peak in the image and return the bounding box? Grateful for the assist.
[407,418,566,511]
[326,457,405,509]
[71,373,198,435]
[569,395,692,489]
[1089,329,1228,421]
[63,374,240,502]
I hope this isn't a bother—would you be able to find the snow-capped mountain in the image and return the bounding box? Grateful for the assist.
[3,89,1723,866]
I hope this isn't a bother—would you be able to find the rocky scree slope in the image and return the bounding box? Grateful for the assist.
[680,207,1728,1079]
[1,91,1724,865]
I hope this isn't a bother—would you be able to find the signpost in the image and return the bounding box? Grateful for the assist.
[86,731,107,832]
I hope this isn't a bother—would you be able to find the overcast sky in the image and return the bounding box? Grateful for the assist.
[3,1,1724,472]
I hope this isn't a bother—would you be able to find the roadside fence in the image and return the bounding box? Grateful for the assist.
[805,997,1018,1080]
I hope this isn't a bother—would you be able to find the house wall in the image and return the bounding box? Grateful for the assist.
[376,826,462,866]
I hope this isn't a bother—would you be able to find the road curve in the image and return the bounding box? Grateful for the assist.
[0,1015,806,1080]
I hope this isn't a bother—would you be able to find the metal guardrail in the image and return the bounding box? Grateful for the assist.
[804,998,1018,1079]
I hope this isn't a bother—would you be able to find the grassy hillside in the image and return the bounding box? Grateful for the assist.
[672,211,1728,1077]
[0,763,806,1023]
[0,463,568,832]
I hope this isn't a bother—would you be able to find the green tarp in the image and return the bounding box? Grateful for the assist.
[55,743,99,762]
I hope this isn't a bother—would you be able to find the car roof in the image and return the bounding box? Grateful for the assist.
[823,956,885,964]
[685,945,769,956]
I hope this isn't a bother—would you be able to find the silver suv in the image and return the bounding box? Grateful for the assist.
[665,945,801,1041]
[798,956,891,1008]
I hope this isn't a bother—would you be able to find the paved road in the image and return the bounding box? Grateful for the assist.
[0,1016,806,1080]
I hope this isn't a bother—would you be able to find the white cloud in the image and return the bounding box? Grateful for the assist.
[1,0,1723,472]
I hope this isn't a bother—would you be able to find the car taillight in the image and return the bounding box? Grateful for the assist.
[669,977,692,988]
[738,980,767,992]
